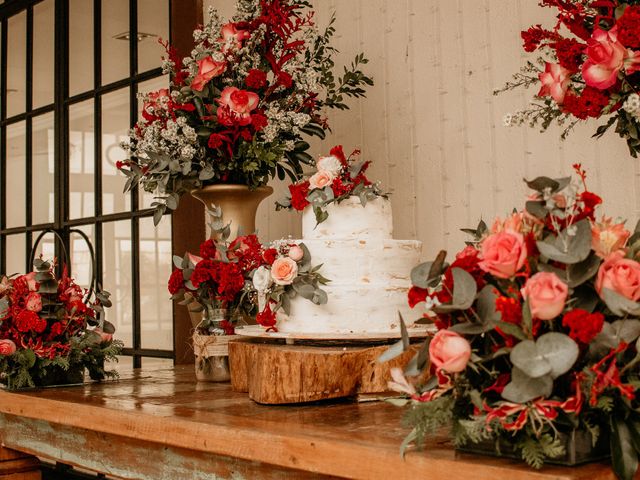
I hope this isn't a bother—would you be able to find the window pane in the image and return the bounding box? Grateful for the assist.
[103,220,133,348]
[102,0,129,85]
[137,0,169,73]
[5,234,26,275]
[33,0,55,108]
[71,226,95,291]
[137,76,168,209]
[32,112,55,225]
[7,12,26,118]
[69,100,95,219]
[31,231,56,264]
[6,122,26,228]
[69,0,94,96]
[102,88,131,215]
[140,216,172,350]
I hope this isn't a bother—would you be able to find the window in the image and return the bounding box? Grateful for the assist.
[0,0,176,368]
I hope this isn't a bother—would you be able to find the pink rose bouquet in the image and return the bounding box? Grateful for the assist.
[120,0,373,224]
[497,1,640,157]
[388,166,640,479]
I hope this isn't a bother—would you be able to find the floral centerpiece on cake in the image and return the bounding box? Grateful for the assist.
[0,259,122,390]
[497,0,640,157]
[276,145,387,224]
[120,0,373,224]
[388,166,640,480]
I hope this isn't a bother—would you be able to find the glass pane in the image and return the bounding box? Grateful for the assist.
[140,216,172,350]
[69,100,95,219]
[142,358,173,369]
[70,226,95,290]
[32,112,55,224]
[103,220,132,348]
[6,122,26,228]
[5,234,26,275]
[33,0,55,108]
[7,12,26,118]
[102,0,129,85]
[137,76,168,209]
[102,88,131,215]
[137,0,169,73]
[69,0,94,96]
[31,231,56,264]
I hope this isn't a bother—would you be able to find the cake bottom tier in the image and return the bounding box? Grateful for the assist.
[276,284,419,334]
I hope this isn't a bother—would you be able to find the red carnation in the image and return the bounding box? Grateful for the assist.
[617,6,640,49]
[251,112,268,131]
[263,248,278,265]
[331,177,352,197]
[289,181,310,211]
[168,269,185,295]
[15,309,46,333]
[256,303,277,329]
[562,309,604,344]
[245,69,267,89]
[190,259,215,288]
[208,133,226,149]
[408,286,429,308]
[552,38,585,72]
[200,239,217,259]
[562,87,610,120]
[240,129,253,141]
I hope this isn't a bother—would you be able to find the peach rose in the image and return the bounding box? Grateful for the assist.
[25,292,42,313]
[521,272,568,320]
[479,230,528,279]
[309,170,335,190]
[429,330,471,373]
[191,56,226,92]
[596,250,640,301]
[217,22,250,52]
[0,339,16,356]
[538,62,571,104]
[591,217,630,258]
[217,86,259,126]
[582,27,627,90]
[271,257,299,285]
[288,245,304,262]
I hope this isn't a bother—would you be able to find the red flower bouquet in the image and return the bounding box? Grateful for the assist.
[121,0,373,224]
[498,1,640,157]
[0,260,122,390]
[389,166,640,479]
[276,145,387,224]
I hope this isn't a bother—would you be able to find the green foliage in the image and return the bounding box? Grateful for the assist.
[518,434,565,469]
[401,396,455,452]
[452,417,493,447]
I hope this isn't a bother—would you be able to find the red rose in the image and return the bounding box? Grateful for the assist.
[289,181,310,211]
[251,112,268,131]
[200,239,217,259]
[277,71,293,88]
[168,269,185,295]
[191,57,226,92]
[217,87,259,127]
[256,303,277,329]
[245,69,267,89]
[562,309,605,344]
[262,248,278,265]
[208,133,226,149]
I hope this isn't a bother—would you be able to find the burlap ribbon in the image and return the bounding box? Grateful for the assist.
[192,332,240,358]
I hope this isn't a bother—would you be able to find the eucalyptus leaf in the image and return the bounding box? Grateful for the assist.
[610,417,639,480]
[602,288,640,316]
[434,268,477,313]
[566,254,601,288]
[501,367,553,403]
[525,176,560,192]
[510,332,578,379]
[536,219,591,264]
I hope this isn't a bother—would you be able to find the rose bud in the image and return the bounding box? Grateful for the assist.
[429,330,471,373]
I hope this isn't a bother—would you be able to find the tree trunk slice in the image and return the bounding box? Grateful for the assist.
[229,338,420,404]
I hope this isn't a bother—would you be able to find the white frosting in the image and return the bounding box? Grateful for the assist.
[302,196,393,240]
[277,196,423,335]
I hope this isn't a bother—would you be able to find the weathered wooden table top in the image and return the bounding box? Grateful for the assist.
[0,365,622,479]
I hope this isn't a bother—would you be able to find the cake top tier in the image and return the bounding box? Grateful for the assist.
[302,196,393,240]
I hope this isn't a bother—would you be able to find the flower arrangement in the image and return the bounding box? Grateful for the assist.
[388,166,640,480]
[497,0,640,157]
[0,259,122,390]
[276,145,387,224]
[169,210,328,333]
[120,0,373,224]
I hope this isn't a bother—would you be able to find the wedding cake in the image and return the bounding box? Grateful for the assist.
[276,196,422,334]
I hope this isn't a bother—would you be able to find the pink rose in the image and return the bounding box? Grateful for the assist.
[596,250,640,301]
[24,272,38,292]
[591,217,630,258]
[288,245,304,262]
[270,257,299,286]
[429,330,471,373]
[0,339,16,356]
[582,27,627,90]
[218,23,250,52]
[538,63,571,104]
[478,230,528,279]
[217,86,259,126]
[309,170,335,190]
[25,292,42,312]
[521,272,568,320]
[191,56,226,92]
[93,328,113,343]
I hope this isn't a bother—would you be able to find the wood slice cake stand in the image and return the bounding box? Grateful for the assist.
[228,325,432,405]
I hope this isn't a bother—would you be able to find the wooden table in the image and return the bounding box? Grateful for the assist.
[0,365,621,479]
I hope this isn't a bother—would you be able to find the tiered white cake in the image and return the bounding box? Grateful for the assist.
[276,197,422,334]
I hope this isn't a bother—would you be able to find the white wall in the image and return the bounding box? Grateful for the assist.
[204,0,640,260]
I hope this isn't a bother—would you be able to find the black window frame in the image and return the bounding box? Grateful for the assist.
[0,0,175,368]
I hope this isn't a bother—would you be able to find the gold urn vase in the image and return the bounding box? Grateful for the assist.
[191,184,273,239]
